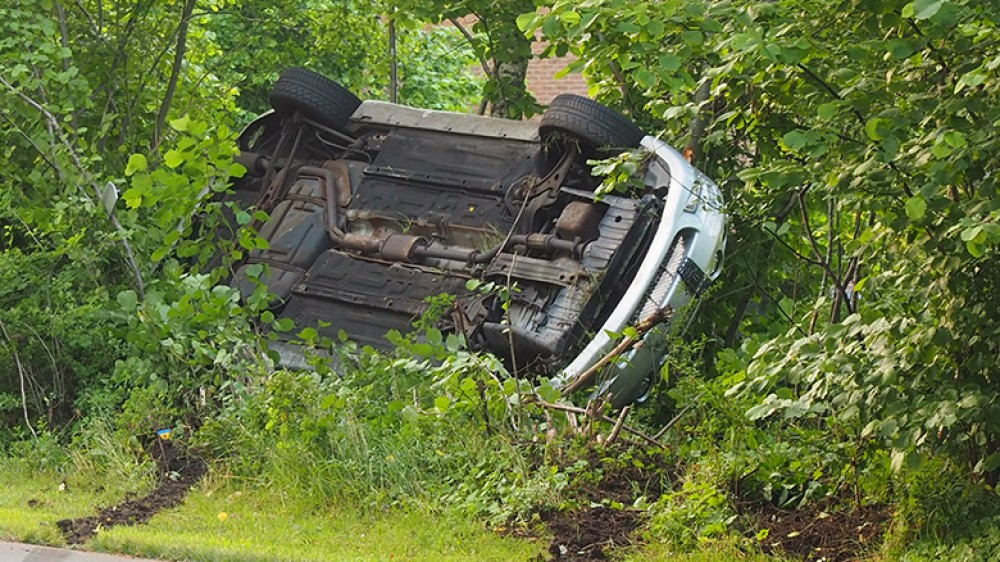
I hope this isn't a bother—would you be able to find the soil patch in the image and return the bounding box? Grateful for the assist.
[56,440,205,544]
[752,500,890,561]
[537,448,670,562]
[542,507,638,561]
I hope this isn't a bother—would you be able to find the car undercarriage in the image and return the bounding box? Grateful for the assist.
[222,68,726,406]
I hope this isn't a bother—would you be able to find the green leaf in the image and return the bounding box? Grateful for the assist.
[887,39,914,60]
[163,150,185,168]
[558,11,581,26]
[426,328,443,346]
[634,69,656,89]
[904,196,927,220]
[228,162,247,178]
[117,290,138,311]
[434,395,451,412]
[169,115,191,132]
[536,380,562,403]
[125,154,147,176]
[645,19,665,37]
[401,405,419,423]
[681,30,704,46]
[658,54,682,73]
[966,239,986,258]
[817,103,838,120]
[890,449,906,472]
[943,131,966,148]
[616,21,640,34]
[864,118,887,141]
[961,225,985,243]
[931,140,952,158]
[956,70,986,93]
[542,15,560,38]
[515,12,537,33]
[122,187,144,209]
[912,0,943,20]
[782,131,808,151]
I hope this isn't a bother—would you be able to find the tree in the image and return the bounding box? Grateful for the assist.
[527,0,1000,479]
[390,0,540,118]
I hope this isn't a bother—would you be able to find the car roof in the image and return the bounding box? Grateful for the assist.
[347,100,541,142]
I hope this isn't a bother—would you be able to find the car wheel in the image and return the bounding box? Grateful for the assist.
[268,68,362,131]
[237,110,281,153]
[539,94,644,158]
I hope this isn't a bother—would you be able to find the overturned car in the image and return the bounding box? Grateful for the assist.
[226,68,726,406]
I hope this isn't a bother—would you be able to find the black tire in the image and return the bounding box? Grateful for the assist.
[269,68,362,131]
[540,94,644,157]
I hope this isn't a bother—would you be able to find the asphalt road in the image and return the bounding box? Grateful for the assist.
[0,543,159,562]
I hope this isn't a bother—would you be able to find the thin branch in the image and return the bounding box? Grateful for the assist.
[53,2,71,72]
[653,395,702,440]
[0,76,146,300]
[0,318,37,439]
[154,0,197,150]
[448,16,495,115]
[741,254,809,337]
[70,0,101,36]
[763,222,824,268]
[562,306,673,396]
[796,63,914,198]
[539,401,663,447]
[684,80,712,163]
[448,17,494,78]
[797,190,850,317]
[595,31,631,103]
[605,405,631,446]
[0,112,67,183]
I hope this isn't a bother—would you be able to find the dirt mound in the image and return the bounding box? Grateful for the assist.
[57,440,205,544]
[539,449,669,561]
[753,501,890,561]
[542,506,638,561]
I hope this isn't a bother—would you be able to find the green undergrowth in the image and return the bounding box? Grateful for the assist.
[896,524,1000,562]
[621,540,793,562]
[0,422,156,544]
[90,476,545,562]
[0,461,150,545]
[0,464,93,544]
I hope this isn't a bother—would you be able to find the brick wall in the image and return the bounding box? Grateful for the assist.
[526,40,590,104]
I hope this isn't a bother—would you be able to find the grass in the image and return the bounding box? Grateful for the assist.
[1,459,544,562]
[620,539,793,562]
[88,477,545,562]
[6,458,995,562]
[0,460,137,545]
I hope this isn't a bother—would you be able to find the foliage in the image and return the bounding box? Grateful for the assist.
[395,26,485,112]
[196,332,571,521]
[391,0,541,118]
[2,0,1000,559]
[206,0,484,118]
[528,0,1000,480]
[205,0,387,115]
[646,467,737,549]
